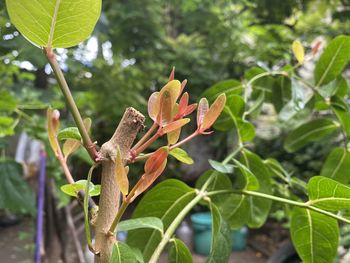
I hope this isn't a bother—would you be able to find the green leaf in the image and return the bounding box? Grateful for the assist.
[117,217,163,233]
[0,91,17,112]
[308,176,350,211]
[237,120,256,142]
[206,203,231,263]
[6,0,102,48]
[57,127,81,141]
[201,79,242,102]
[290,207,339,263]
[315,35,350,87]
[110,242,137,263]
[168,239,193,263]
[169,148,194,165]
[0,116,16,137]
[61,180,100,197]
[232,159,260,191]
[0,160,35,215]
[291,78,306,110]
[321,147,350,184]
[127,179,195,261]
[335,76,349,97]
[331,96,350,136]
[208,159,234,174]
[284,118,338,153]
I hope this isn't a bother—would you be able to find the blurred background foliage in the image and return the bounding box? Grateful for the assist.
[0,0,349,190]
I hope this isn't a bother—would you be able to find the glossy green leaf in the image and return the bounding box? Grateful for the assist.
[0,160,35,215]
[232,159,260,191]
[169,148,194,165]
[61,180,100,197]
[320,147,350,184]
[6,0,102,48]
[206,203,231,263]
[208,160,234,174]
[201,79,242,102]
[127,179,195,261]
[57,127,81,141]
[284,118,338,153]
[290,207,339,263]
[117,217,163,233]
[308,176,350,211]
[237,120,256,142]
[315,35,350,87]
[110,242,137,263]
[335,76,349,97]
[168,239,193,263]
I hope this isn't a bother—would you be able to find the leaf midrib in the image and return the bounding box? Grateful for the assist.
[48,0,61,48]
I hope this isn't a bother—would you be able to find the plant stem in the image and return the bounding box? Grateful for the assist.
[169,131,198,150]
[148,190,202,263]
[133,131,160,156]
[207,190,350,224]
[44,48,98,161]
[84,163,99,252]
[132,122,158,151]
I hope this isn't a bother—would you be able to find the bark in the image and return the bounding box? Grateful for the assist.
[94,107,145,263]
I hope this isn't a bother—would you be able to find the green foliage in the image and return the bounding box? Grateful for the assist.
[117,217,163,233]
[320,147,350,184]
[60,180,101,197]
[6,0,102,48]
[0,160,35,215]
[110,242,137,263]
[169,148,194,165]
[57,127,81,141]
[168,239,193,263]
[290,208,339,263]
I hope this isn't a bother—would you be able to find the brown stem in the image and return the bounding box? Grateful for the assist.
[94,107,144,263]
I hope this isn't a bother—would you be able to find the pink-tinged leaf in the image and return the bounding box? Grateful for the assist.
[132,155,168,201]
[115,145,129,195]
[184,103,197,116]
[201,93,226,131]
[157,90,173,126]
[197,98,209,127]
[168,67,175,81]
[63,118,92,158]
[180,79,187,95]
[312,41,322,55]
[47,108,60,154]
[167,128,182,145]
[144,147,169,174]
[159,80,181,108]
[177,92,189,117]
[162,118,190,134]
[148,92,160,121]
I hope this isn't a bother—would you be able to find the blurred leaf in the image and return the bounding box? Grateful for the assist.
[63,118,91,158]
[291,78,306,110]
[308,176,350,211]
[315,35,350,86]
[208,160,234,174]
[6,0,102,48]
[169,148,194,165]
[168,239,193,263]
[201,93,226,131]
[232,159,260,191]
[57,127,81,141]
[127,179,195,261]
[61,180,100,197]
[47,108,60,154]
[206,203,231,263]
[320,147,350,184]
[117,217,163,233]
[0,91,17,112]
[0,160,35,215]
[213,95,245,130]
[110,242,137,263]
[202,79,242,102]
[290,207,338,263]
[115,146,129,196]
[284,118,338,153]
[237,120,256,142]
[335,76,349,97]
[292,40,304,64]
[331,96,350,136]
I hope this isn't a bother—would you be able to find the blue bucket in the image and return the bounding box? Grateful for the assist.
[191,212,248,255]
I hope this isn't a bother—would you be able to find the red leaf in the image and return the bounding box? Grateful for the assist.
[311,41,322,55]
[162,118,190,134]
[176,92,189,118]
[184,103,197,116]
[180,79,187,95]
[168,67,175,81]
[157,90,173,126]
[201,93,226,131]
[144,147,169,174]
[196,98,209,128]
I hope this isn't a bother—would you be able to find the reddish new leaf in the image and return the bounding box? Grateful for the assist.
[47,108,60,154]
[144,147,169,174]
[157,90,173,126]
[201,93,226,131]
[184,103,197,116]
[180,79,187,95]
[148,92,160,121]
[162,118,190,134]
[168,67,175,81]
[177,92,189,117]
[115,145,129,195]
[196,98,209,128]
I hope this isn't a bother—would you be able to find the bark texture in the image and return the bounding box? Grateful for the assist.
[94,107,144,263]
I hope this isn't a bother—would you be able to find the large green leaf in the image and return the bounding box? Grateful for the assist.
[110,242,137,263]
[320,147,350,184]
[127,179,195,261]
[232,159,259,191]
[308,176,350,211]
[168,239,193,263]
[0,160,35,215]
[290,207,339,263]
[201,79,242,102]
[331,96,350,136]
[6,0,102,48]
[117,217,163,233]
[206,203,231,263]
[315,35,350,87]
[284,118,338,153]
